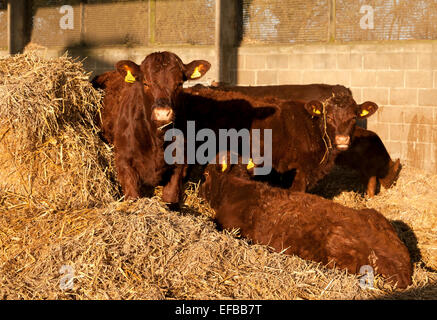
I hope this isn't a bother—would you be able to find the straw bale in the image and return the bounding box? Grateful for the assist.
[0,52,119,210]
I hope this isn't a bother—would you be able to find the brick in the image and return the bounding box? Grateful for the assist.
[403,108,434,125]
[291,44,326,54]
[362,88,389,105]
[389,124,404,141]
[245,55,266,70]
[237,54,245,69]
[349,87,362,102]
[302,70,325,84]
[278,70,302,85]
[236,70,256,85]
[325,44,351,53]
[390,89,418,105]
[367,122,389,141]
[266,54,288,69]
[434,107,437,124]
[411,43,433,52]
[337,53,362,70]
[406,71,433,88]
[312,54,337,69]
[403,107,434,125]
[405,123,433,144]
[419,89,437,106]
[376,71,404,88]
[256,70,278,85]
[376,106,403,124]
[323,70,351,87]
[350,71,377,87]
[350,44,378,54]
[386,141,402,159]
[400,142,410,160]
[363,53,391,69]
[289,54,314,70]
[418,53,432,70]
[433,71,437,88]
[389,53,418,70]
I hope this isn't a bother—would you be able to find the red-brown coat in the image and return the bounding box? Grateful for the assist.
[92,52,211,204]
[335,127,401,197]
[203,83,397,196]
[185,86,378,191]
[200,160,413,289]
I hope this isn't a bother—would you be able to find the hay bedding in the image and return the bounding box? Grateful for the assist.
[0,53,436,300]
[0,52,118,210]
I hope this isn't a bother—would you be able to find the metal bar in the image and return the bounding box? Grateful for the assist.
[149,0,156,45]
[215,0,222,81]
[328,0,336,42]
[7,0,27,54]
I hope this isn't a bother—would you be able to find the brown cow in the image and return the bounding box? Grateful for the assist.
[200,83,399,196]
[200,156,413,289]
[335,127,402,197]
[92,70,123,144]
[92,52,211,204]
[184,85,378,191]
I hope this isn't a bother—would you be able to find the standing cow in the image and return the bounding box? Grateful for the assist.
[197,83,399,196]
[185,85,378,191]
[92,52,210,205]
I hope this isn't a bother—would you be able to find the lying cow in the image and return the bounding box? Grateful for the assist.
[200,155,413,289]
[185,85,378,191]
[92,52,210,204]
[200,83,399,196]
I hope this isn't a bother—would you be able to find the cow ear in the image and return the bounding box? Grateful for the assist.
[358,101,378,118]
[219,159,228,173]
[115,60,142,83]
[304,100,324,117]
[184,60,211,80]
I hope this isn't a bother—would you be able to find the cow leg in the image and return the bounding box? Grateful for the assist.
[290,169,307,192]
[116,159,141,200]
[162,164,186,207]
[366,176,377,198]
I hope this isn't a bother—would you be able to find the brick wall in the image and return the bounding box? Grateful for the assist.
[8,41,437,174]
[232,42,437,173]
[24,45,218,86]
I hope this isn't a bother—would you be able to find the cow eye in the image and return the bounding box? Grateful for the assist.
[143,81,149,88]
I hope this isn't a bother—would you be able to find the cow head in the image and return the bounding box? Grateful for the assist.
[304,93,378,151]
[140,51,211,126]
[200,153,252,207]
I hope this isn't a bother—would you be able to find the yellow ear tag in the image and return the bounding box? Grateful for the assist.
[360,109,369,117]
[247,158,255,170]
[221,159,228,172]
[191,65,203,79]
[313,107,321,115]
[125,70,136,83]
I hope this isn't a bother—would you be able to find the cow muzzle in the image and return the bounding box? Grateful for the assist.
[334,135,350,151]
[151,106,174,124]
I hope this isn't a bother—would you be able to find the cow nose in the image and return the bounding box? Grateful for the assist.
[151,107,174,122]
[335,135,350,150]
